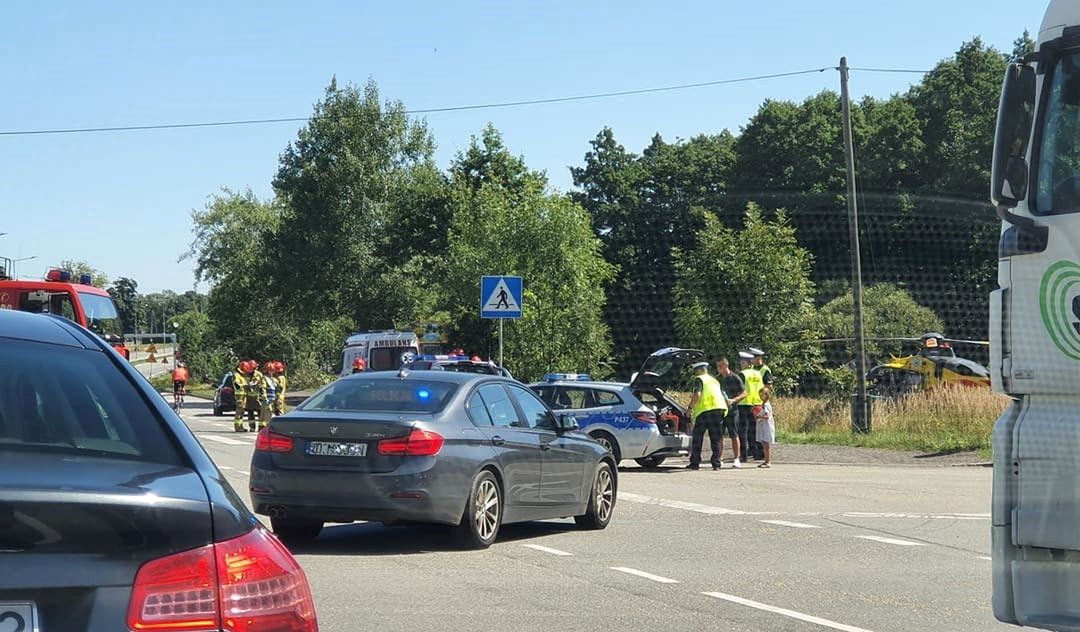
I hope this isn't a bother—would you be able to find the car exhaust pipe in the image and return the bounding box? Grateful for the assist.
[266,506,288,519]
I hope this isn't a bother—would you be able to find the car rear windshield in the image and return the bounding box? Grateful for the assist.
[0,339,183,464]
[299,378,458,414]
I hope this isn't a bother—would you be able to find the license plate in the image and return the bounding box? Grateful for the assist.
[306,441,368,457]
[0,602,39,632]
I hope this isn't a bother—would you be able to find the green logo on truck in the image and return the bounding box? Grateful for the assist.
[1039,260,1080,360]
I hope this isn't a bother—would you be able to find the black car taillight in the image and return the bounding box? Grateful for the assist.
[255,428,294,453]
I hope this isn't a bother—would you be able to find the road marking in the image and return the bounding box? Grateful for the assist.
[979,556,993,560]
[201,435,249,446]
[703,592,873,632]
[610,567,679,584]
[760,519,820,529]
[522,544,572,556]
[853,535,925,547]
[219,465,235,470]
[620,492,988,521]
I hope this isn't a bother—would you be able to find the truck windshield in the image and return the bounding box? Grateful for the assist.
[78,292,123,338]
[1035,51,1080,215]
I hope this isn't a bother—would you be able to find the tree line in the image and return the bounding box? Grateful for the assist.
[103,35,1029,391]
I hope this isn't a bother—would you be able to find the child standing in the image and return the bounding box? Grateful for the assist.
[755,390,776,468]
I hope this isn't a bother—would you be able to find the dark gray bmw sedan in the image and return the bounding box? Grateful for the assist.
[250,370,617,548]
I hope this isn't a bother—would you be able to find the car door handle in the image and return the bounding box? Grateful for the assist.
[490,436,506,446]
[540,442,552,451]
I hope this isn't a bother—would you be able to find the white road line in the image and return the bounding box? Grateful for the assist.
[704,592,873,632]
[853,535,925,547]
[979,556,993,560]
[620,492,988,521]
[522,544,573,556]
[760,519,821,529]
[610,567,679,584]
[201,435,250,446]
[219,465,235,470]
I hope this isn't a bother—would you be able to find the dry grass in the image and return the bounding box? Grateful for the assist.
[773,388,1011,454]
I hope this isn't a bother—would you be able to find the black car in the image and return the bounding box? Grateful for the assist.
[213,371,236,415]
[250,370,616,548]
[0,310,318,631]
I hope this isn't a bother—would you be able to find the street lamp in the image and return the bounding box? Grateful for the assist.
[12,255,36,279]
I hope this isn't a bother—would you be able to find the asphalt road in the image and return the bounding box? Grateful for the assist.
[173,396,1009,632]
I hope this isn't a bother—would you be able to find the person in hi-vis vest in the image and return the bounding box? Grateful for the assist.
[737,352,765,461]
[684,362,729,470]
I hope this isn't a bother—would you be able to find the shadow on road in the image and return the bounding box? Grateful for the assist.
[287,519,579,557]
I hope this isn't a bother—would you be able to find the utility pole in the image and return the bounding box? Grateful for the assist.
[840,57,870,433]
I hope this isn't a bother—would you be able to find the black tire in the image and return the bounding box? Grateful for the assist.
[575,461,615,530]
[456,470,502,549]
[589,431,621,463]
[270,517,323,545]
[213,404,223,416]
[634,455,666,468]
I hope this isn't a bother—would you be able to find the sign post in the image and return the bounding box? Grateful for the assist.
[480,276,523,367]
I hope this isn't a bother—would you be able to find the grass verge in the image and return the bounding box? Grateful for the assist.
[773,388,1009,456]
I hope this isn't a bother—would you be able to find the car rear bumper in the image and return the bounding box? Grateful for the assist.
[249,456,466,525]
[641,432,691,458]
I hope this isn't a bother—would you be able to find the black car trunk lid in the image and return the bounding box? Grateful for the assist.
[268,412,425,473]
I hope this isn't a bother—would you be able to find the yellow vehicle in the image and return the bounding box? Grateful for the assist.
[866,333,991,398]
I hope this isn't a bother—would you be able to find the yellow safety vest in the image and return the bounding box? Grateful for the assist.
[740,368,764,406]
[692,374,729,418]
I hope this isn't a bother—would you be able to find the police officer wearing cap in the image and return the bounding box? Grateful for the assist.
[685,361,729,470]
[749,347,773,390]
[737,351,765,461]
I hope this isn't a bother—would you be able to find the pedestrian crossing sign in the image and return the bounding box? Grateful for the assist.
[480,276,523,319]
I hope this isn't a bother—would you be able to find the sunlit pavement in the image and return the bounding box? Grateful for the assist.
[175,396,1008,632]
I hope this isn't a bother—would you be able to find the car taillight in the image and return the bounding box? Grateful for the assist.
[632,411,657,424]
[377,429,444,456]
[223,387,234,395]
[128,528,318,632]
[255,429,294,453]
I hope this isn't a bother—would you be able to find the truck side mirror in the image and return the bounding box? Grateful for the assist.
[992,63,1037,208]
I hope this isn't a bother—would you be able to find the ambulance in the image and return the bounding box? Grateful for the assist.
[0,260,130,359]
[339,330,421,376]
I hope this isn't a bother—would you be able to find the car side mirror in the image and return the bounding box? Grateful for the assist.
[556,414,579,432]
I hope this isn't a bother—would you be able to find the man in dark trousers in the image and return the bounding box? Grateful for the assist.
[685,361,730,470]
[737,351,765,461]
[716,357,746,469]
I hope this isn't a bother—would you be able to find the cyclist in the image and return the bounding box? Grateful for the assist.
[171,362,190,410]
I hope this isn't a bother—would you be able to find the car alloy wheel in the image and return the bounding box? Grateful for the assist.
[595,466,614,523]
[474,478,500,542]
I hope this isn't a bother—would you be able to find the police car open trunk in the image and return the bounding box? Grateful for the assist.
[630,348,707,434]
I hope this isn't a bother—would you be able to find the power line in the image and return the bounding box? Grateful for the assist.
[849,67,932,74]
[0,65,931,137]
[0,67,841,137]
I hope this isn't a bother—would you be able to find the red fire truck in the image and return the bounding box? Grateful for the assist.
[0,259,130,359]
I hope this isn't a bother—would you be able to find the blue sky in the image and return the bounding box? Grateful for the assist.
[1,1,1036,292]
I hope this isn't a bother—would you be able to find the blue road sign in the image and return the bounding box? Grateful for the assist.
[481,276,523,319]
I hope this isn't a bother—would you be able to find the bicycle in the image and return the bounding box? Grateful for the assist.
[173,382,186,412]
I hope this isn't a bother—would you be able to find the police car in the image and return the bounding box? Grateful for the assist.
[404,353,515,379]
[529,348,705,468]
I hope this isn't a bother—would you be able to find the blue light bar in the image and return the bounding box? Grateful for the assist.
[79,273,92,285]
[543,373,592,382]
[59,270,72,282]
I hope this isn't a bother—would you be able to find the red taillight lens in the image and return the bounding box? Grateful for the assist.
[632,411,657,424]
[223,387,234,395]
[128,529,318,632]
[377,429,444,456]
[127,544,218,631]
[255,429,294,453]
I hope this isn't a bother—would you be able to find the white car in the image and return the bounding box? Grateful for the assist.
[529,348,703,468]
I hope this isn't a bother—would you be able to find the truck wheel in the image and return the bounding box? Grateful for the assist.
[635,455,666,468]
[589,431,621,463]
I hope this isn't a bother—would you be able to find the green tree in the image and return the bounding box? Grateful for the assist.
[107,276,141,332]
[816,283,945,363]
[673,204,821,392]
[444,128,616,380]
[270,77,436,328]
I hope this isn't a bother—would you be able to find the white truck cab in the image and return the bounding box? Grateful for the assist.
[991,2,1080,628]
[339,330,420,376]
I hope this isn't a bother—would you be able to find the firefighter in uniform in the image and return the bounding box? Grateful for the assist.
[232,360,250,432]
[738,352,765,461]
[261,361,279,428]
[233,360,266,432]
[685,361,729,470]
[271,361,288,416]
